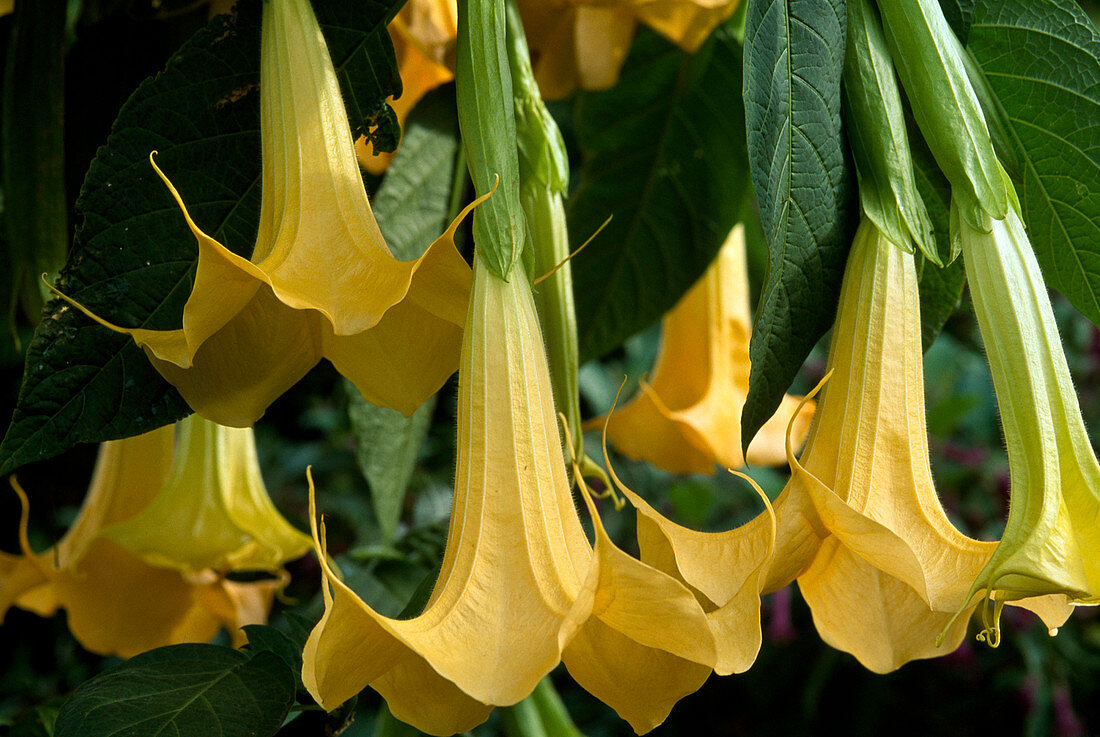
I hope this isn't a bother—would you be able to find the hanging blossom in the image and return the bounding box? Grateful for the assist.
[303,256,722,736]
[518,0,742,99]
[56,0,480,427]
[954,203,1100,645]
[596,224,815,475]
[871,0,1090,646]
[761,219,1069,671]
[0,419,306,657]
[102,414,311,573]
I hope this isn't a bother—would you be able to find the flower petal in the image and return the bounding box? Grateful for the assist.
[104,416,311,573]
[799,538,971,673]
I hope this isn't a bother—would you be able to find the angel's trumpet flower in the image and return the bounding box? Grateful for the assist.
[0,426,287,657]
[598,225,815,474]
[57,0,477,427]
[517,0,742,99]
[357,0,458,173]
[103,414,311,573]
[759,220,1070,671]
[958,206,1100,643]
[303,257,717,736]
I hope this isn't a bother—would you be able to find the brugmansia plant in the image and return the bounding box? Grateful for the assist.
[2,0,1100,735]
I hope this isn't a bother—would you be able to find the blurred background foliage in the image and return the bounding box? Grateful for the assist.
[3,1,1100,736]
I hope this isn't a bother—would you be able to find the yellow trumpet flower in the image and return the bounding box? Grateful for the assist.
[0,426,287,658]
[303,257,717,736]
[57,0,477,427]
[103,414,311,573]
[517,0,742,99]
[598,225,815,475]
[764,219,1069,672]
[958,206,1099,643]
[357,0,458,173]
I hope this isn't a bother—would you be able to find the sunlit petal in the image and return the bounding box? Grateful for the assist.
[304,257,716,734]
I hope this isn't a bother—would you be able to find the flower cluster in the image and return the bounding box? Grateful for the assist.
[5,0,1098,734]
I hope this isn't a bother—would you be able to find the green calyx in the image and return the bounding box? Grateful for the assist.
[876,0,1008,230]
[843,0,938,264]
[456,0,525,279]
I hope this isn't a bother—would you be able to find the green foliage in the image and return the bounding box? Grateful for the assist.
[456,0,523,279]
[844,0,937,263]
[967,0,1100,332]
[568,27,749,363]
[0,0,403,477]
[243,624,306,695]
[2,0,68,322]
[939,0,975,42]
[371,86,463,261]
[348,85,461,545]
[741,0,856,450]
[348,388,436,546]
[53,644,295,737]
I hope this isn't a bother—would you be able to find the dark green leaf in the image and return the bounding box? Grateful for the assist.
[0,0,402,476]
[54,644,294,737]
[8,704,60,737]
[967,1,1100,330]
[243,625,305,695]
[283,612,317,648]
[741,0,856,450]
[568,28,749,362]
[911,124,966,350]
[939,0,975,43]
[2,0,68,321]
[347,387,436,545]
[372,85,462,261]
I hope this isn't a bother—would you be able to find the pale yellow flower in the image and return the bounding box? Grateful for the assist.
[303,257,717,736]
[762,219,1069,671]
[103,414,310,573]
[598,225,815,475]
[0,426,287,658]
[57,0,477,427]
[957,206,1099,644]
